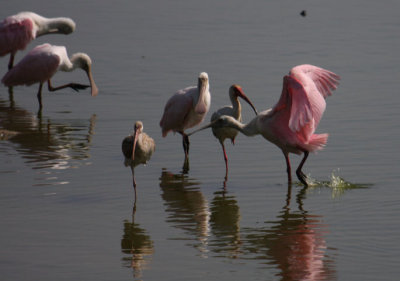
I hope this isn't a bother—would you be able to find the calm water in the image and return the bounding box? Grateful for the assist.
[1,0,400,280]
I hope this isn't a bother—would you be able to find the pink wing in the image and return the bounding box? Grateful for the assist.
[160,87,194,137]
[0,17,35,56]
[271,65,340,140]
[1,44,60,86]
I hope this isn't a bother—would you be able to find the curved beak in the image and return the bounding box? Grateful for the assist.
[237,88,258,115]
[86,65,99,96]
[131,127,140,161]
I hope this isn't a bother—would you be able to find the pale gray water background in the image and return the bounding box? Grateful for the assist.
[1,0,399,280]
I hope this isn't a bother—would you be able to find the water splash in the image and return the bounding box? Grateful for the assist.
[305,170,371,198]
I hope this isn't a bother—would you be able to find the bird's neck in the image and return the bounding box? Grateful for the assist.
[227,116,259,137]
[194,83,210,114]
[230,97,242,119]
[35,17,74,37]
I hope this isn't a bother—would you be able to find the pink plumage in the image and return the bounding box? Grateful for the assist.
[159,72,211,165]
[198,64,340,186]
[2,44,60,86]
[0,12,75,70]
[0,17,34,56]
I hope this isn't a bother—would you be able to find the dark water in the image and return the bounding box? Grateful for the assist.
[1,0,400,280]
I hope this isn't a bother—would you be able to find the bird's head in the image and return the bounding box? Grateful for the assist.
[229,84,258,115]
[55,18,76,34]
[134,121,143,134]
[70,53,98,96]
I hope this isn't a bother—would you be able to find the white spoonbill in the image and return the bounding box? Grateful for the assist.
[194,65,340,186]
[0,12,75,70]
[122,121,155,197]
[1,43,98,109]
[160,72,211,166]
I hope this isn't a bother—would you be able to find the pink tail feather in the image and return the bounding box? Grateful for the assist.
[302,133,328,152]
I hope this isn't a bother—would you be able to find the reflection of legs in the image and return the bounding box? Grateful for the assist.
[296,151,309,187]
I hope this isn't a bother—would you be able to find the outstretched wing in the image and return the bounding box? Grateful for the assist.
[271,65,340,140]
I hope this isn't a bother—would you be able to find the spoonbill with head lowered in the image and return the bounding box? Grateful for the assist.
[1,43,98,110]
[0,12,75,70]
[160,72,211,169]
[193,64,340,186]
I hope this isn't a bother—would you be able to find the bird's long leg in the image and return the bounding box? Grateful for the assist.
[47,79,90,92]
[221,141,229,180]
[182,133,190,159]
[130,166,137,199]
[296,151,309,187]
[8,53,15,70]
[37,83,44,109]
[284,152,292,184]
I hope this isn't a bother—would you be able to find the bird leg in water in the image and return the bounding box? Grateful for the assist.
[130,166,137,199]
[37,83,44,109]
[47,79,90,93]
[284,152,292,184]
[8,53,15,70]
[221,142,229,180]
[296,151,309,187]
[181,133,190,159]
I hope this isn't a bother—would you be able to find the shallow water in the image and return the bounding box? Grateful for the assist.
[1,0,400,280]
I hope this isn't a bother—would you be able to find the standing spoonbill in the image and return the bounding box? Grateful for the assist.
[0,12,75,70]
[1,43,98,109]
[160,72,211,169]
[202,84,258,180]
[122,121,155,198]
[194,65,340,186]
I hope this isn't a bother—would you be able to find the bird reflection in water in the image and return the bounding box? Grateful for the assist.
[209,188,242,259]
[0,97,96,185]
[159,169,210,257]
[242,186,336,280]
[121,202,154,280]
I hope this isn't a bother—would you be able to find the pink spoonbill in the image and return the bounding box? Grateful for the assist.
[160,72,211,169]
[0,12,75,70]
[194,65,340,186]
[1,43,98,109]
[122,121,155,198]
[192,84,258,180]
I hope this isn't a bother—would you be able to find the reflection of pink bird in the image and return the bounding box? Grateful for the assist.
[199,65,340,186]
[160,72,211,164]
[1,43,98,109]
[210,85,258,180]
[0,12,75,70]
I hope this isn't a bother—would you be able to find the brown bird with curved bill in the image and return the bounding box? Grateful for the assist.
[122,121,155,199]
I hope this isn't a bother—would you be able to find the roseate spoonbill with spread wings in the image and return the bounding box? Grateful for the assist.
[0,12,75,70]
[1,43,98,109]
[194,84,258,180]
[160,72,211,168]
[122,121,155,198]
[194,65,340,186]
